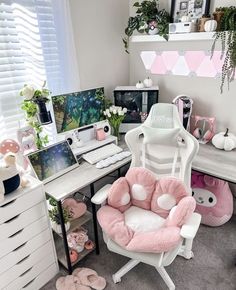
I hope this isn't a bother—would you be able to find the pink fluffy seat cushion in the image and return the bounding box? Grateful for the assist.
[97,167,196,253]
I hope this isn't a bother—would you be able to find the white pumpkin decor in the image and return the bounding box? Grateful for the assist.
[181,15,190,22]
[143,77,153,88]
[136,81,144,89]
[212,128,236,151]
[204,20,217,32]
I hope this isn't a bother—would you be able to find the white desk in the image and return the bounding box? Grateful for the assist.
[45,156,131,201]
[192,143,236,183]
[44,156,131,273]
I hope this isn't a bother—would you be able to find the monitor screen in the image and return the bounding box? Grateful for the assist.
[27,141,78,183]
[51,87,105,134]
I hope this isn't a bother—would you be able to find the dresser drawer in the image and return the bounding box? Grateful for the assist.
[0,186,44,225]
[0,241,55,288]
[4,252,56,290]
[7,263,58,290]
[0,228,52,276]
[0,202,46,242]
[0,216,49,259]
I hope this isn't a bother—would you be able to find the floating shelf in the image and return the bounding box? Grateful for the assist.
[131,32,215,43]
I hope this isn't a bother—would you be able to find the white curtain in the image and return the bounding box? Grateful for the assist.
[0,0,80,141]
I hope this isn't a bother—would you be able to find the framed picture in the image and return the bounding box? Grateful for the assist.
[170,0,211,22]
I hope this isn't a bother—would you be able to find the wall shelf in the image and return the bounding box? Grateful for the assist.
[131,32,215,43]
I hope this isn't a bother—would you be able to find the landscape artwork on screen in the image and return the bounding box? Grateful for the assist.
[52,88,105,133]
[28,142,77,181]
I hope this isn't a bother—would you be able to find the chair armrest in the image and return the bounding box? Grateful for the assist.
[180,212,201,239]
[91,184,112,205]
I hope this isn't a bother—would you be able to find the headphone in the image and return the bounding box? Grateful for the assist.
[192,116,215,144]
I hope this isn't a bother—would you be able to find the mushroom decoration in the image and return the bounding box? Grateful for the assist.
[0,139,20,155]
[212,128,236,151]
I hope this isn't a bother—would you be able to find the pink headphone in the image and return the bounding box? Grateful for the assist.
[192,116,215,144]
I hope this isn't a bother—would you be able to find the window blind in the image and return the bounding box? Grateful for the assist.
[0,0,62,141]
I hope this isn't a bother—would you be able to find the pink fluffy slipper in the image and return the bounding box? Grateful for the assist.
[73,268,106,290]
[56,275,91,290]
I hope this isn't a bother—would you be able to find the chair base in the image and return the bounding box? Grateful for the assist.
[112,259,175,290]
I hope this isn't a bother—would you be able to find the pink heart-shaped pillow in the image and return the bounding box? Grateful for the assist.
[63,198,87,220]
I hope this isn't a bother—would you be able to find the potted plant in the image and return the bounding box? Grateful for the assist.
[20,81,52,149]
[123,0,170,53]
[211,6,236,93]
[48,197,71,234]
[103,106,127,141]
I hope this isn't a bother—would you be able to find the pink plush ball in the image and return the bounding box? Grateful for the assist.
[0,139,20,155]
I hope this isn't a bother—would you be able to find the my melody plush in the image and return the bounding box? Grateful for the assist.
[0,153,28,201]
[191,171,233,226]
[97,167,196,253]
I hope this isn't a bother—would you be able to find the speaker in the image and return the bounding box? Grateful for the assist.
[65,132,83,149]
[169,22,196,34]
[94,120,111,137]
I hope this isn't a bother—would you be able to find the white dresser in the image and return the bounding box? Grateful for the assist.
[0,176,58,290]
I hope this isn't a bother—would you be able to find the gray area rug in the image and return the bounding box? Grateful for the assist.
[42,216,236,290]
[42,169,236,290]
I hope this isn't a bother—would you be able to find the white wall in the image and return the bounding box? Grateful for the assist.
[129,0,236,133]
[69,0,129,98]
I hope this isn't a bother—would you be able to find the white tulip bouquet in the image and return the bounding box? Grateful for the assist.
[103,106,127,140]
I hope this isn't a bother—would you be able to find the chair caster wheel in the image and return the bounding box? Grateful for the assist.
[112,274,121,284]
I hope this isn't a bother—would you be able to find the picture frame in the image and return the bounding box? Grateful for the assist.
[170,0,211,22]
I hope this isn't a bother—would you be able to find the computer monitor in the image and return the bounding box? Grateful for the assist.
[51,87,105,134]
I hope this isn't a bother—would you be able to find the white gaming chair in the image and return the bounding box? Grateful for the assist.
[92,103,201,290]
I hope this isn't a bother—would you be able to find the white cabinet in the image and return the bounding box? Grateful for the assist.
[0,177,58,290]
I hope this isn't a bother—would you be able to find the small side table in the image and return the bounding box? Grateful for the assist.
[44,156,131,273]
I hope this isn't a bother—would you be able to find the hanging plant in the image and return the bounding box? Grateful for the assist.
[211,6,236,93]
[123,0,170,53]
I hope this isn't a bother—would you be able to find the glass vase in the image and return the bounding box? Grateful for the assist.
[111,123,120,141]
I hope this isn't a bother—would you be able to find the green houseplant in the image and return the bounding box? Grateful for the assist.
[123,0,170,53]
[48,197,71,234]
[211,6,236,93]
[20,81,51,149]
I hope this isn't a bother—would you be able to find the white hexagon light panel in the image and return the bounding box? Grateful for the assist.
[140,50,234,79]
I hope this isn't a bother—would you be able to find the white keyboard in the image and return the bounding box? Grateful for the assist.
[82,143,123,164]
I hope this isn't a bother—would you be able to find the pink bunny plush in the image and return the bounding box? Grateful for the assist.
[191,171,233,226]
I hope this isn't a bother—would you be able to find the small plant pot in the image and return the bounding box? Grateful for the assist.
[51,221,70,234]
[213,11,224,31]
[148,20,159,35]
[35,100,52,125]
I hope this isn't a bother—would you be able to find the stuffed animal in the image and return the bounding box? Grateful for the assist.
[191,171,233,226]
[0,153,28,201]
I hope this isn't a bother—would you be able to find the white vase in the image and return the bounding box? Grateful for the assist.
[51,221,70,234]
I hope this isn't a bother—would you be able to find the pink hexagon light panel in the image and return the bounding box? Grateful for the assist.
[140,51,235,79]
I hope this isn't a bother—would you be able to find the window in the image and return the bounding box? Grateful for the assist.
[0,0,80,140]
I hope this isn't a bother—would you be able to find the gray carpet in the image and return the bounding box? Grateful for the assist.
[42,215,236,290]
[42,168,236,290]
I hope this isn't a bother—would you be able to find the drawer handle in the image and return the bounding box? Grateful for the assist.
[13,241,27,252]
[20,266,33,277]
[22,277,35,288]
[9,228,23,238]
[0,199,16,207]
[4,214,20,224]
[17,254,30,265]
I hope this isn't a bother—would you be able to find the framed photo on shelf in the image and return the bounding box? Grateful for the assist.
[170,0,211,22]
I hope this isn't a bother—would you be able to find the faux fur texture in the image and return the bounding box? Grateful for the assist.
[98,167,196,253]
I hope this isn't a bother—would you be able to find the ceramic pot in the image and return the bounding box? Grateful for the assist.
[51,221,70,234]
[35,100,52,125]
